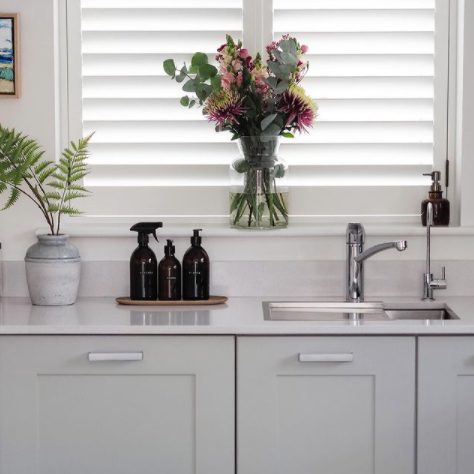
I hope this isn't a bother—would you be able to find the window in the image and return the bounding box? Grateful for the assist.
[66,0,450,222]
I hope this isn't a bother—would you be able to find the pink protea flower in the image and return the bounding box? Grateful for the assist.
[205,90,245,127]
[278,85,317,132]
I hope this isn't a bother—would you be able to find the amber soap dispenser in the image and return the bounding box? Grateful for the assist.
[421,171,450,226]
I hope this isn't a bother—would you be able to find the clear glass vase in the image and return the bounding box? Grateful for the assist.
[230,136,289,229]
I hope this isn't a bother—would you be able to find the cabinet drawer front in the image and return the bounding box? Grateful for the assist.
[0,336,234,474]
[238,336,415,474]
[418,336,474,474]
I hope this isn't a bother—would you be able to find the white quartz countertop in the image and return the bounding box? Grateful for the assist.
[2,296,474,335]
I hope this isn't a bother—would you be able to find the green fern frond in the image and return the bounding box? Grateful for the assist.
[63,191,89,202]
[58,205,82,215]
[43,191,62,201]
[0,125,93,234]
[2,187,20,210]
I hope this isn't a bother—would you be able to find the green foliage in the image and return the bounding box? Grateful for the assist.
[163,59,176,77]
[0,125,92,235]
[163,52,219,107]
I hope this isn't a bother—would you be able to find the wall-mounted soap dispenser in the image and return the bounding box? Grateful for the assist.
[421,171,450,226]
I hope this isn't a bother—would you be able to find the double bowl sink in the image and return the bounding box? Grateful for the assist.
[263,301,459,322]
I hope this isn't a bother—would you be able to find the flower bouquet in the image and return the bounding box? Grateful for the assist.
[164,35,316,228]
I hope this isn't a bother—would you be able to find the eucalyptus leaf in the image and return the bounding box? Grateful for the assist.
[275,80,289,94]
[182,79,197,93]
[264,123,282,136]
[180,96,190,107]
[280,52,298,66]
[199,64,217,80]
[191,52,208,68]
[232,158,250,173]
[265,77,278,90]
[163,59,176,77]
[261,113,278,131]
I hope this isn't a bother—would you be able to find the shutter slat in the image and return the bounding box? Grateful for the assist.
[82,8,242,32]
[82,31,241,54]
[82,0,241,8]
[274,32,434,55]
[83,98,433,122]
[84,121,433,144]
[82,76,433,100]
[86,163,430,187]
[88,143,432,166]
[274,0,435,9]
[275,10,434,33]
[82,53,214,76]
[82,53,434,78]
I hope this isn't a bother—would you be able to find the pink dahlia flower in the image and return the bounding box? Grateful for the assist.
[278,85,317,132]
[205,90,245,127]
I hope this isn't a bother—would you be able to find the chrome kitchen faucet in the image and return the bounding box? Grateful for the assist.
[346,223,407,303]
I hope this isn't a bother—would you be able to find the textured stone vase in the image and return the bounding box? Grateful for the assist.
[25,234,81,306]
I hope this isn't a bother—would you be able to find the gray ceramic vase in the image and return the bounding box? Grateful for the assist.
[25,234,81,306]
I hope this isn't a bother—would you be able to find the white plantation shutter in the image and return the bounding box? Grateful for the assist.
[70,0,450,220]
[273,0,449,219]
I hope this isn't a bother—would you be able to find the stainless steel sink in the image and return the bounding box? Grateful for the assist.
[263,302,387,322]
[263,301,459,321]
[384,308,458,320]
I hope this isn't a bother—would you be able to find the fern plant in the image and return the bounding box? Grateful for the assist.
[0,125,92,235]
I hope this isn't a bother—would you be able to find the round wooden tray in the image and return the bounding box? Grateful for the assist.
[116,296,228,306]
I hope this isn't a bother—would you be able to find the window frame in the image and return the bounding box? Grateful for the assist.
[62,0,464,226]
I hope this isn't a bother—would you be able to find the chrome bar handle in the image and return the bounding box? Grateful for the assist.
[88,352,144,362]
[298,353,354,363]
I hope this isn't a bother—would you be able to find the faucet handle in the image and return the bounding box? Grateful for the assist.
[430,266,447,290]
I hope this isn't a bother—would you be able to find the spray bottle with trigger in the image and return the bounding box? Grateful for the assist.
[130,222,163,300]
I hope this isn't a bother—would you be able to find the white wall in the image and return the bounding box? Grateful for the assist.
[1,0,474,275]
[0,0,58,259]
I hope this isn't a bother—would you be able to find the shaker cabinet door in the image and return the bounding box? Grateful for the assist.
[237,336,415,474]
[0,336,234,474]
[418,336,474,474]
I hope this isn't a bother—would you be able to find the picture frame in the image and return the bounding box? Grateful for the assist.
[0,13,20,98]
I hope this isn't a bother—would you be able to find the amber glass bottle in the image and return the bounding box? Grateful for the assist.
[421,171,450,226]
[129,222,162,300]
[182,229,209,300]
[158,240,181,300]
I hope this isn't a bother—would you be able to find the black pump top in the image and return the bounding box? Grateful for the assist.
[191,228,202,246]
[130,222,163,245]
[164,239,175,256]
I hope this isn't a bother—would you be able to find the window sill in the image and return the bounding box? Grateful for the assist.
[36,223,474,239]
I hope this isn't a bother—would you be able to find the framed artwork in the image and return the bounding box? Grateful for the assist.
[0,13,19,98]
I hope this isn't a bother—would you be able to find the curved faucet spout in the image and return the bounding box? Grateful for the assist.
[354,240,407,263]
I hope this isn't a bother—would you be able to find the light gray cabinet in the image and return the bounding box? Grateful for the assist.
[418,336,474,474]
[237,336,416,474]
[0,336,234,474]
